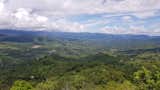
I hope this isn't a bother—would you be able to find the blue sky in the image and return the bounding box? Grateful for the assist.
[0,0,160,35]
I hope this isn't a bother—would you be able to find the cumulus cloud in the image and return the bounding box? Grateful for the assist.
[0,0,159,35]
[0,0,4,12]
[101,23,160,36]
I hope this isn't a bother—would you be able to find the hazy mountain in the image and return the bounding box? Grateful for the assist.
[0,29,160,50]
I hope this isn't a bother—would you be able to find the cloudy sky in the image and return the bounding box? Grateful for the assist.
[0,0,160,35]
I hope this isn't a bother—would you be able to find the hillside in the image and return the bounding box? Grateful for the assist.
[0,30,160,50]
[1,52,160,90]
[0,30,160,90]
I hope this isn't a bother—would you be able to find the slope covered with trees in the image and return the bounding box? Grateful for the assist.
[0,52,160,90]
[0,30,160,90]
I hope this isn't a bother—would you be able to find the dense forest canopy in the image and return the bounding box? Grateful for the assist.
[0,30,160,90]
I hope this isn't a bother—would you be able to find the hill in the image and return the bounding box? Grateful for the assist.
[0,30,160,50]
[0,30,160,90]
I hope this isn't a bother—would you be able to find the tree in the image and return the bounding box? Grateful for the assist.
[34,80,58,90]
[134,66,160,90]
[10,80,33,90]
[105,81,137,90]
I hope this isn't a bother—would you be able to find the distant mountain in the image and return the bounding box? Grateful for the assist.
[0,29,160,50]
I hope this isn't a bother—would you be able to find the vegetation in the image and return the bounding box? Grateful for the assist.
[0,51,160,90]
[0,30,160,90]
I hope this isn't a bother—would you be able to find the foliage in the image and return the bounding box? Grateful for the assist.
[0,32,160,90]
[134,66,160,90]
[105,81,137,90]
[10,80,33,90]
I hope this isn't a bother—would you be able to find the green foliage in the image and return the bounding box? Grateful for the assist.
[34,80,58,90]
[106,81,137,90]
[134,66,160,90]
[10,80,33,90]
[0,41,160,90]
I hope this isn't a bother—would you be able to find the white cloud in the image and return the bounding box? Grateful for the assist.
[36,16,48,23]
[50,19,85,32]
[0,0,4,12]
[133,10,157,19]
[101,24,160,36]
[4,0,160,16]
[121,15,133,22]
[0,0,159,35]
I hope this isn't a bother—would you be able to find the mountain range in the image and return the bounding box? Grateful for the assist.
[0,29,160,50]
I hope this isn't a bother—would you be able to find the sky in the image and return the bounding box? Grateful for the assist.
[0,0,160,35]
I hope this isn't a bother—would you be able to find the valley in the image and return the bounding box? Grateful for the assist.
[0,30,160,90]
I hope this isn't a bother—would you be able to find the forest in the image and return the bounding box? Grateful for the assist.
[0,30,160,90]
